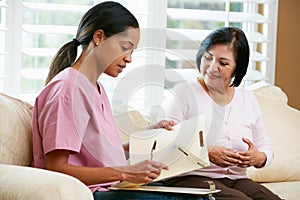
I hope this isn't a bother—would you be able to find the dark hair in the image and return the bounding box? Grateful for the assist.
[196,27,250,87]
[45,1,139,84]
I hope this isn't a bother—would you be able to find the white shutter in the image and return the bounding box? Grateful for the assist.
[2,0,168,107]
[2,0,278,108]
[0,0,162,107]
[1,0,22,94]
[19,2,92,103]
[0,0,8,90]
[164,0,278,87]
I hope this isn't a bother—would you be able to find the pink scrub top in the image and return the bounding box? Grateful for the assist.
[32,67,126,192]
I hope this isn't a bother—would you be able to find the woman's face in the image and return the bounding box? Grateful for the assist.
[200,44,236,89]
[98,28,140,77]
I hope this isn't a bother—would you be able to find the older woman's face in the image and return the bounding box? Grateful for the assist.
[200,44,236,89]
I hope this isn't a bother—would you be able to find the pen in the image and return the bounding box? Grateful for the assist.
[150,140,157,160]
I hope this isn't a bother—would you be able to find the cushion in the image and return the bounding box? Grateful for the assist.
[262,181,300,200]
[246,87,300,182]
[0,93,33,166]
[113,105,151,143]
[0,164,93,200]
[247,81,288,104]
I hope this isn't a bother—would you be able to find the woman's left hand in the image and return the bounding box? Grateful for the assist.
[237,137,267,168]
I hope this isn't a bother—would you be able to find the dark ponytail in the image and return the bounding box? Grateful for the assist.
[45,40,79,84]
[45,1,139,85]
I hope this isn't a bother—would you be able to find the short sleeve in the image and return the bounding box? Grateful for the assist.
[38,96,89,154]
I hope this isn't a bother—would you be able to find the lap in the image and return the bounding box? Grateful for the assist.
[231,178,282,200]
[162,175,282,200]
[163,175,250,200]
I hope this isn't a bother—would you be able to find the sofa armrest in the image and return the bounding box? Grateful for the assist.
[0,164,93,200]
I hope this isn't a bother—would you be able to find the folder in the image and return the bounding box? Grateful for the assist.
[110,115,220,195]
[109,185,220,195]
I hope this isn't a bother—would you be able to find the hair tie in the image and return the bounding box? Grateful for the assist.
[73,38,81,47]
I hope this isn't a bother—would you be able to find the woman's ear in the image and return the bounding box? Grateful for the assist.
[93,29,105,46]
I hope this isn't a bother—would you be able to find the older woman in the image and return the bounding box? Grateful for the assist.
[154,27,281,200]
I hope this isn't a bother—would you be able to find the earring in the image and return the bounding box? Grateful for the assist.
[96,43,99,46]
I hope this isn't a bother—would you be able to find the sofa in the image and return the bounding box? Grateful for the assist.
[0,82,299,199]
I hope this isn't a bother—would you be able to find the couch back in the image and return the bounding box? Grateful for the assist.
[247,84,300,183]
[0,93,33,166]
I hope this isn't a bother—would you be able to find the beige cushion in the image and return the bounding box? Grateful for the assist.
[246,86,300,182]
[113,105,151,143]
[0,93,33,166]
[246,81,288,104]
[0,164,93,200]
[262,181,300,200]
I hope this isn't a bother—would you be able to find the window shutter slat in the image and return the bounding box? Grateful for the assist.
[21,69,48,80]
[23,2,90,12]
[166,28,211,42]
[165,49,197,61]
[228,0,275,3]
[246,32,269,43]
[251,51,268,62]
[167,9,269,23]
[22,25,77,35]
[167,28,269,43]
[22,48,57,57]
[188,0,275,4]
[165,49,268,63]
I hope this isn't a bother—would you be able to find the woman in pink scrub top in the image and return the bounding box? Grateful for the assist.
[32,1,206,200]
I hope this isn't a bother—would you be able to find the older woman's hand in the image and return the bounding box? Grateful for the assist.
[208,145,243,167]
[236,137,267,168]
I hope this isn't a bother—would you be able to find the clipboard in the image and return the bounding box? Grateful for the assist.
[109,185,220,195]
[113,115,210,188]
